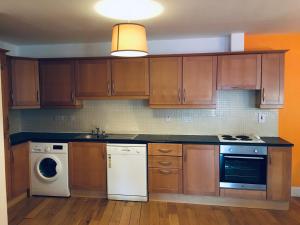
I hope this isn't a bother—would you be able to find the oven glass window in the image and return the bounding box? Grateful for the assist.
[220,154,267,184]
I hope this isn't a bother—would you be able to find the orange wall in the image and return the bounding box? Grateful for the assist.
[245,33,300,186]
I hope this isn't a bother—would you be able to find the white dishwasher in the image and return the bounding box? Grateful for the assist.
[107,143,148,202]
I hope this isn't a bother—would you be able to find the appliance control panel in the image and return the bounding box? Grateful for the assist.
[30,142,68,154]
[220,145,267,155]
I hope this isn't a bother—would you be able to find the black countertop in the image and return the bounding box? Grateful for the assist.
[9,132,294,147]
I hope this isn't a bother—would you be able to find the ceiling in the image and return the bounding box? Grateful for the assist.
[0,0,300,45]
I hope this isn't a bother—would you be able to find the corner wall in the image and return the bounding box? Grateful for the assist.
[245,33,300,187]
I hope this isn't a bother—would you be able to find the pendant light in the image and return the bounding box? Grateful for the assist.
[111,23,148,57]
[94,0,163,57]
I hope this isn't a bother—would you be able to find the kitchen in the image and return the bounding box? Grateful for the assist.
[0,0,299,224]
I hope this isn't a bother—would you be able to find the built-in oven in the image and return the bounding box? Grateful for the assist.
[220,145,267,190]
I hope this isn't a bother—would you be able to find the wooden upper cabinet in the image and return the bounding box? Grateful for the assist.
[267,147,292,201]
[75,59,111,98]
[10,58,40,108]
[111,58,149,97]
[69,142,107,194]
[150,57,182,106]
[11,142,29,198]
[259,53,284,108]
[182,56,217,107]
[183,145,219,196]
[39,60,81,108]
[217,54,261,90]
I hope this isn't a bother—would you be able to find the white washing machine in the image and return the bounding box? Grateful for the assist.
[30,142,70,197]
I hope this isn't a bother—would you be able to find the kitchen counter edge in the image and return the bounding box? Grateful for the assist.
[8,132,294,148]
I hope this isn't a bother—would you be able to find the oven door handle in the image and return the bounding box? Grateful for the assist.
[223,156,265,160]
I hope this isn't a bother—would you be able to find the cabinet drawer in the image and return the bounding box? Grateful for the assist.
[148,144,182,156]
[148,156,182,169]
[148,168,182,193]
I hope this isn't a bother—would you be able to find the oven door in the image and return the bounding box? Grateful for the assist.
[220,154,267,190]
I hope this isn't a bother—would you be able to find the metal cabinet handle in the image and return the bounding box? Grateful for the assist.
[36,91,39,103]
[71,92,75,102]
[158,149,172,153]
[6,116,9,133]
[11,92,14,105]
[178,89,181,102]
[108,154,111,168]
[158,161,172,166]
[268,155,272,165]
[112,81,115,95]
[183,89,186,103]
[262,88,265,102]
[11,150,14,163]
[107,81,110,95]
[159,169,172,175]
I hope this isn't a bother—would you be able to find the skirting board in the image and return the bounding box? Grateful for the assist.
[7,192,28,208]
[150,193,289,210]
[71,189,106,199]
[291,187,300,197]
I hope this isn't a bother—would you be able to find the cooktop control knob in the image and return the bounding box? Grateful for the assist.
[254,149,258,153]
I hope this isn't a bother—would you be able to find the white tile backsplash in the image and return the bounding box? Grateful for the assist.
[10,91,278,136]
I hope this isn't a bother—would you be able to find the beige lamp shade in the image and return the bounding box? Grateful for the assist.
[111,23,148,57]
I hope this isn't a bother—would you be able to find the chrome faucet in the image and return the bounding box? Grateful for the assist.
[91,127,107,137]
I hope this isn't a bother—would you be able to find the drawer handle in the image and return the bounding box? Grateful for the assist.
[158,149,172,153]
[159,169,172,175]
[158,161,172,166]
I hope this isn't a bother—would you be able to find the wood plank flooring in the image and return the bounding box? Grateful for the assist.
[8,197,300,225]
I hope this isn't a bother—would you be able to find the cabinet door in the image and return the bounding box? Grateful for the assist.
[111,58,149,97]
[10,58,40,108]
[11,142,29,198]
[260,53,284,108]
[183,56,217,107]
[40,60,80,107]
[217,54,261,90]
[69,142,106,193]
[267,147,291,201]
[75,59,111,98]
[150,57,182,105]
[183,145,219,196]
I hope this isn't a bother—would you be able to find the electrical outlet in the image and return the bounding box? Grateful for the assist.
[258,112,267,123]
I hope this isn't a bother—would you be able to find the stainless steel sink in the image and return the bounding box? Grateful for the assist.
[76,133,108,139]
[105,134,138,140]
[76,133,137,140]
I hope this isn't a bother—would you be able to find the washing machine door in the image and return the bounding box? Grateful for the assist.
[35,155,62,182]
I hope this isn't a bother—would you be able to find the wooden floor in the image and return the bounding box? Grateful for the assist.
[8,197,300,225]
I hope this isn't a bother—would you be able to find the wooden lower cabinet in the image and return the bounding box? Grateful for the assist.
[267,147,292,201]
[69,142,107,194]
[183,145,219,196]
[11,142,30,198]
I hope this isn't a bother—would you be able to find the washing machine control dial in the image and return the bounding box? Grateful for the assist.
[46,146,51,152]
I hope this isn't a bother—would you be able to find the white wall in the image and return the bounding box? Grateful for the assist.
[0,41,19,56]
[0,63,8,224]
[17,36,230,58]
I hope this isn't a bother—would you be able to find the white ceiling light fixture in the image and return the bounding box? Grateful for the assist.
[94,0,164,20]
